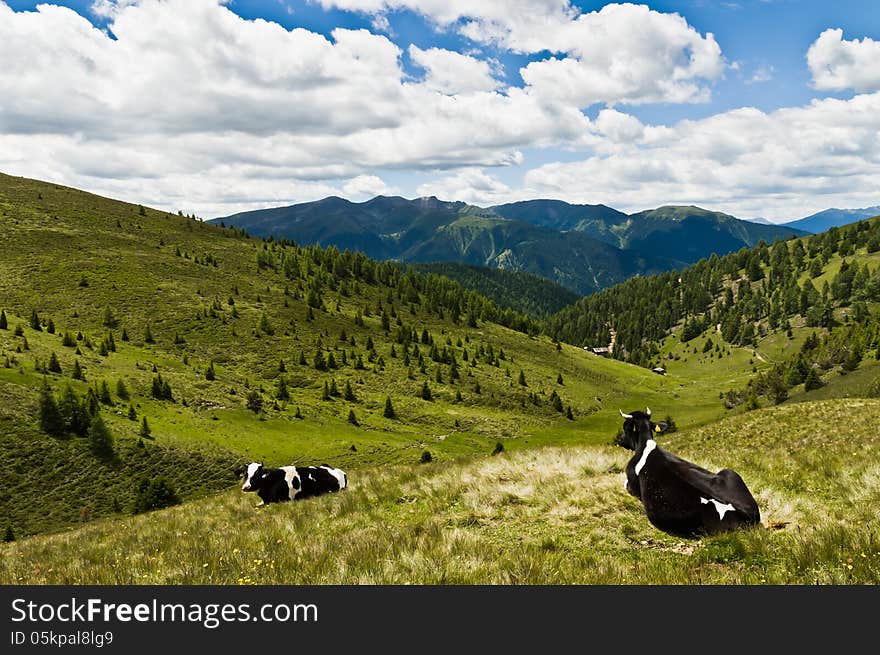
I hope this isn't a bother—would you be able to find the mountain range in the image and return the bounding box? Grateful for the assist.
[781,206,880,234]
[213,197,804,295]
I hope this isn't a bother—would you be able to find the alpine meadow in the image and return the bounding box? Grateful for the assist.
[2,0,880,592]
[2,171,880,584]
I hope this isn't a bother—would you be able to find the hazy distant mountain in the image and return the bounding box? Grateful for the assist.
[782,206,880,234]
[213,197,804,294]
[745,217,775,225]
[622,206,806,264]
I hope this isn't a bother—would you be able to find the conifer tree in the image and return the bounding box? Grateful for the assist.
[38,378,65,436]
[0,309,6,330]
[383,396,396,419]
[88,414,114,458]
[277,375,290,401]
[48,351,62,374]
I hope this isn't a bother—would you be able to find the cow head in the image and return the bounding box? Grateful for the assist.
[238,462,265,492]
[616,408,667,450]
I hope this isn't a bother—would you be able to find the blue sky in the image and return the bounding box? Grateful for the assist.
[1,1,879,220]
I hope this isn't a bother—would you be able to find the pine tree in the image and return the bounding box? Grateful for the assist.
[322,381,331,401]
[347,409,359,426]
[565,405,574,420]
[344,380,356,402]
[276,375,290,401]
[29,309,42,331]
[258,311,274,335]
[294,406,303,419]
[518,369,527,386]
[99,380,112,404]
[57,383,86,436]
[0,309,6,330]
[420,381,432,401]
[205,361,216,381]
[102,305,117,328]
[383,396,396,419]
[128,404,137,421]
[38,378,65,436]
[144,323,155,344]
[140,416,151,438]
[246,390,263,413]
[804,367,824,391]
[133,477,180,513]
[116,379,129,400]
[557,373,564,385]
[48,351,62,374]
[88,414,114,458]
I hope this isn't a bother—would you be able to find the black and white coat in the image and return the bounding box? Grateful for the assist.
[237,462,347,506]
[618,408,760,538]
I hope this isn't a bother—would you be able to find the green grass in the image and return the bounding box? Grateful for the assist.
[3,172,880,584]
[2,399,877,584]
[0,173,695,538]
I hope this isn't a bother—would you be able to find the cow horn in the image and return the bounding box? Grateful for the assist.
[619,409,633,419]
[646,407,651,417]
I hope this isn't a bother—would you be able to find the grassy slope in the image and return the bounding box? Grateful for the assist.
[0,173,699,538]
[2,399,877,584]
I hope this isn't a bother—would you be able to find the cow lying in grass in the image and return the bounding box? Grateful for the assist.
[617,408,760,537]
[235,462,347,506]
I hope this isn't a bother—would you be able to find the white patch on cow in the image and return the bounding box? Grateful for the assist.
[242,462,260,490]
[701,497,736,520]
[634,439,656,476]
[321,465,347,490]
[282,466,300,499]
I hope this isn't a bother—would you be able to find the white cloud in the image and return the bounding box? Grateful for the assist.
[808,28,880,92]
[408,45,501,94]
[519,4,725,106]
[342,174,398,199]
[746,64,775,84]
[521,93,880,219]
[0,0,588,215]
[416,168,518,206]
[322,1,726,106]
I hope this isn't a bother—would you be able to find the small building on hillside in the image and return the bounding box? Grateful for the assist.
[585,346,610,356]
[652,367,666,375]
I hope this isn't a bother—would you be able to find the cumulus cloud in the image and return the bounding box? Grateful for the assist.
[808,28,880,92]
[415,168,519,206]
[322,1,726,106]
[408,45,501,94]
[521,93,880,219]
[0,0,588,215]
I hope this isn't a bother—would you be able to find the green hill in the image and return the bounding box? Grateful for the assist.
[213,196,678,296]
[408,262,581,317]
[2,399,877,584]
[0,173,703,540]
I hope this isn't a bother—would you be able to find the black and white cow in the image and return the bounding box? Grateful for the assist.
[235,462,347,506]
[617,408,760,537]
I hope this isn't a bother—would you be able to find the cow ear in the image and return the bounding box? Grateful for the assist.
[653,422,668,433]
